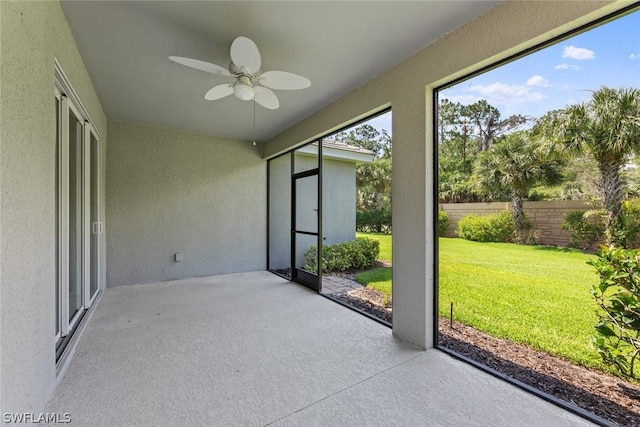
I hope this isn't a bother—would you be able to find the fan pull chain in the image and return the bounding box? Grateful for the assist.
[252,100,256,146]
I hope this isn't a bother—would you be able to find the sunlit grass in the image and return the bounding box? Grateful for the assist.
[355,234,635,378]
[437,237,613,373]
[356,232,392,262]
[355,267,391,296]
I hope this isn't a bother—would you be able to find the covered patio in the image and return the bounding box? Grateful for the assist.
[1,0,635,424]
[46,272,589,426]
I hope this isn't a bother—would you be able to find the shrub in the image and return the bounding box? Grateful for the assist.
[589,245,640,378]
[356,209,391,233]
[616,198,640,248]
[304,237,380,273]
[438,210,449,236]
[562,210,605,250]
[563,200,640,250]
[457,211,514,242]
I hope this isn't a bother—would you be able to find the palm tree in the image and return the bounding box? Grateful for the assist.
[537,87,640,244]
[473,132,562,243]
[356,158,391,210]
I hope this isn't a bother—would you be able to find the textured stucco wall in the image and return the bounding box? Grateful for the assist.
[106,119,266,287]
[263,1,629,348]
[0,0,107,416]
[322,159,357,247]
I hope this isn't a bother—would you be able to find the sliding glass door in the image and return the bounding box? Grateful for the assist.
[55,74,103,358]
[68,104,84,327]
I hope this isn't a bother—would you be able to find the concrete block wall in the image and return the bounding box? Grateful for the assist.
[440,200,592,247]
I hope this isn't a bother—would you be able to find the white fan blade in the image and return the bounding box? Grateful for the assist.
[254,86,279,110]
[205,84,234,101]
[169,56,230,76]
[230,36,261,74]
[259,71,311,90]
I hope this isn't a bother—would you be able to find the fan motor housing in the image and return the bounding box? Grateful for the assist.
[229,62,257,79]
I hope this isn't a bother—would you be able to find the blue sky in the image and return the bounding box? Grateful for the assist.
[362,8,639,135]
[440,9,640,119]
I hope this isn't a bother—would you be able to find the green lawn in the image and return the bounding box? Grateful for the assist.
[355,267,392,296]
[357,232,392,262]
[355,233,638,377]
[356,232,392,296]
[438,237,610,373]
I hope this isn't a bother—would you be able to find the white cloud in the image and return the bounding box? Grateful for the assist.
[630,53,640,60]
[526,75,549,87]
[467,82,546,104]
[562,45,595,60]
[553,63,582,70]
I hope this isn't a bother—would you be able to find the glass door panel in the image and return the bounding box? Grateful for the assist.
[68,107,83,323]
[295,233,318,273]
[295,175,318,233]
[89,131,100,300]
[55,93,61,340]
[292,150,320,291]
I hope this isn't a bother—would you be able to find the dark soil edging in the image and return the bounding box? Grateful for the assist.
[439,319,640,426]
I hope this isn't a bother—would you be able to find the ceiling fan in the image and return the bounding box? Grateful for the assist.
[169,36,310,110]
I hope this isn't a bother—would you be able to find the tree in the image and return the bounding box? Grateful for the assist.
[438,98,531,203]
[473,132,562,243]
[467,100,530,151]
[356,158,391,210]
[334,123,393,214]
[334,124,391,159]
[537,87,640,244]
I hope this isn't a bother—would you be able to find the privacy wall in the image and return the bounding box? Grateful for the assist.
[106,120,266,287]
[440,200,591,247]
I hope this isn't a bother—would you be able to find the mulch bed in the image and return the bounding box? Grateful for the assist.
[332,288,392,324]
[439,319,640,426]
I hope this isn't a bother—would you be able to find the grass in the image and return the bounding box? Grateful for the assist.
[357,232,392,262]
[355,233,638,378]
[355,267,391,296]
[355,232,392,297]
[437,237,618,374]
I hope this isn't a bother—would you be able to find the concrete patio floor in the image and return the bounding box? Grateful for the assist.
[46,271,592,426]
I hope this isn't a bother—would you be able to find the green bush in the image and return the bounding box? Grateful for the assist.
[617,199,640,248]
[438,210,449,236]
[457,211,514,242]
[304,237,380,273]
[563,200,640,250]
[356,209,391,233]
[589,245,640,378]
[562,210,605,250]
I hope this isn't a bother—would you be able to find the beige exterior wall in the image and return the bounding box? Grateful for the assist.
[106,119,266,287]
[440,200,593,247]
[0,0,107,416]
[263,1,630,349]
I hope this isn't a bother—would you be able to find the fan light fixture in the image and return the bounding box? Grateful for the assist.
[233,82,254,101]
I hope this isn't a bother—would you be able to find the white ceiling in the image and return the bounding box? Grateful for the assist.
[61,1,499,143]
